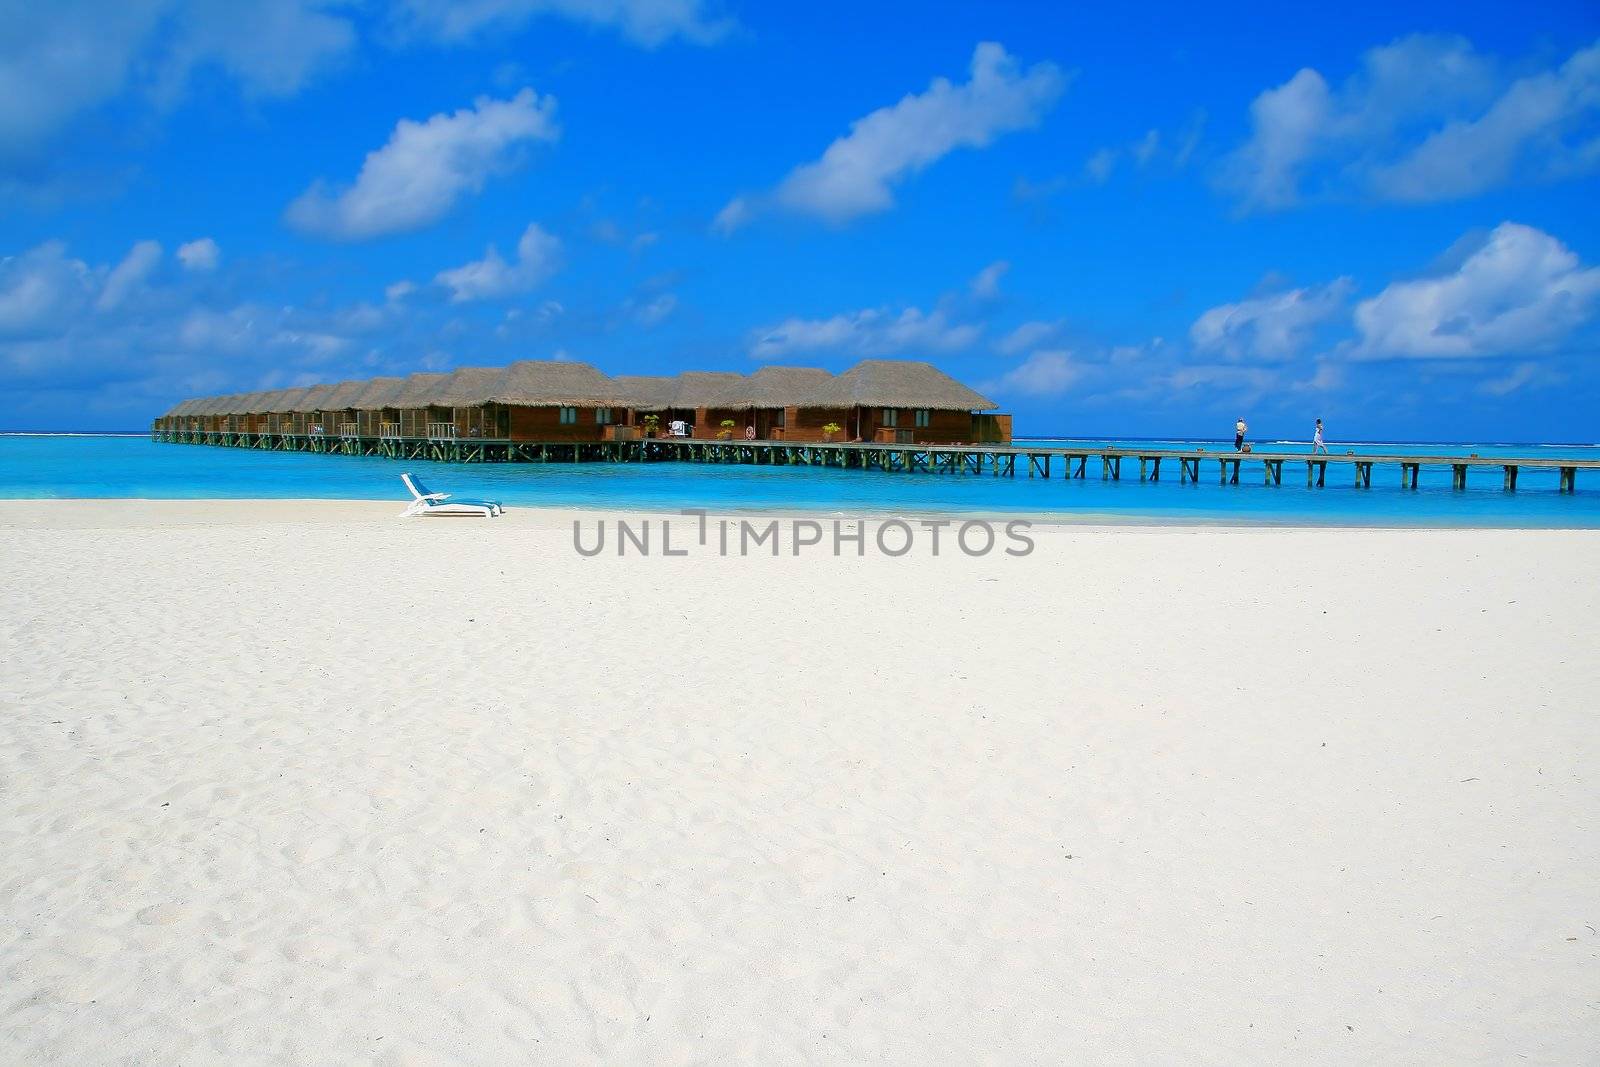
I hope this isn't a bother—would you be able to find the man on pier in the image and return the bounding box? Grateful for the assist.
[1234,418,1247,451]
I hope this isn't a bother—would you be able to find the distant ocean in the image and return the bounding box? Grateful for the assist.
[2,433,1598,527]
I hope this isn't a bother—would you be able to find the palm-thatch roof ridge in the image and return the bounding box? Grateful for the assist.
[671,371,747,408]
[486,360,627,406]
[729,366,835,408]
[265,386,315,413]
[391,372,448,408]
[350,377,406,410]
[433,366,505,407]
[817,360,997,411]
[294,383,341,411]
[317,380,371,411]
[613,375,676,410]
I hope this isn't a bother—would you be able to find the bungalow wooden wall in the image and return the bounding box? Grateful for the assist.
[784,406,851,442]
[972,413,1012,444]
[690,407,749,438]
[507,405,610,441]
[782,406,997,444]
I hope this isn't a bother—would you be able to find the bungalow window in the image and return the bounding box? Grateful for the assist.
[914,408,930,428]
[559,406,577,425]
[881,408,898,427]
[774,408,786,427]
[595,407,613,425]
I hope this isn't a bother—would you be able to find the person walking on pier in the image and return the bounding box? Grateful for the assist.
[1234,417,1247,451]
[1312,418,1328,454]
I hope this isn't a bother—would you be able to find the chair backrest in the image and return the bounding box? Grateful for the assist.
[401,472,431,501]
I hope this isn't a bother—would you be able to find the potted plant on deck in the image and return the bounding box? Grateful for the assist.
[717,419,735,440]
[642,414,659,439]
[822,422,841,442]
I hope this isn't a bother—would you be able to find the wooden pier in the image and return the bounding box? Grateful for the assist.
[151,429,1597,493]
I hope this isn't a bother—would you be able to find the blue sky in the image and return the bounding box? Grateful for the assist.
[2,1,1598,440]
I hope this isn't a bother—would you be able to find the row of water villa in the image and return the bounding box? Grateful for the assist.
[153,359,1012,458]
[149,357,1596,495]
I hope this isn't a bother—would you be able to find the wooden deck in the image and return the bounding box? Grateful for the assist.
[151,430,1598,493]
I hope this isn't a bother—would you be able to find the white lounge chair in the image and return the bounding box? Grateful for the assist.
[400,472,504,518]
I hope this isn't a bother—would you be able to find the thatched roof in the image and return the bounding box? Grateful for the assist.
[243,391,286,413]
[236,390,277,414]
[263,386,313,413]
[317,379,370,411]
[816,360,996,411]
[433,366,504,407]
[295,383,341,411]
[350,377,405,410]
[161,358,998,420]
[486,360,623,406]
[730,366,834,407]
[392,372,448,408]
[671,371,746,408]
[613,375,676,410]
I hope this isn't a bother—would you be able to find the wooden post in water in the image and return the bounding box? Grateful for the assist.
[1503,465,1518,491]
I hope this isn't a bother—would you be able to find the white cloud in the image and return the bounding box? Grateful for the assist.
[0,241,94,338]
[983,349,1082,398]
[750,305,980,360]
[635,293,677,326]
[1189,278,1353,361]
[0,2,353,171]
[178,305,264,353]
[720,43,1063,229]
[1353,222,1600,359]
[434,223,563,302]
[970,260,1009,299]
[285,89,559,240]
[1372,41,1600,201]
[1219,34,1600,210]
[389,0,732,48]
[996,319,1063,355]
[1084,147,1117,184]
[96,240,162,311]
[176,237,220,271]
[1132,128,1161,166]
[1478,362,1541,397]
[711,196,753,235]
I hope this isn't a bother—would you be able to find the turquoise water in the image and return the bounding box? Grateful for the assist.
[2,434,1598,527]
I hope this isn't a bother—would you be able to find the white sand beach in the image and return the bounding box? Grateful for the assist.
[2,500,1597,1065]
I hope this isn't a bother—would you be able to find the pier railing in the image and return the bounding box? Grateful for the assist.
[426,422,457,441]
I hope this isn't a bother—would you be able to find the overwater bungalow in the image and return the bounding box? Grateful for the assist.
[726,366,836,441]
[430,366,506,439]
[392,373,449,439]
[810,360,1005,444]
[310,380,365,438]
[669,371,747,439]
[613,375,676,433]
[350,377,405,438]
[490,359,628,440]
[265,387,314,434]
